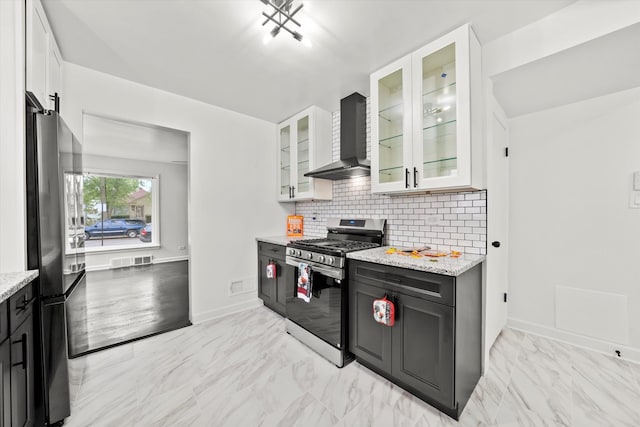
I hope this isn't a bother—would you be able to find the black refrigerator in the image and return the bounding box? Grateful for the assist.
[25,92,86,426]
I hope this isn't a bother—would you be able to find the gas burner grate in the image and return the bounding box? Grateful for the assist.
[290,238,380,253]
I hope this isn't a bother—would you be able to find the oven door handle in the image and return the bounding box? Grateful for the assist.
[286,257,344,280]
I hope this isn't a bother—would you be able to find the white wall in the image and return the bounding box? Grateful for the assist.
[481,0,640,361]
[0,0,26,273]
[63,153,189,269]
[508,87,640,358]
[62,62,293,322]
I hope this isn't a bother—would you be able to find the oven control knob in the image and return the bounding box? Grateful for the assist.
[288,248,295,255]
[296,250,302,256]
[318,255,325,263]
[307,253,313,260]
[326,257,334,265]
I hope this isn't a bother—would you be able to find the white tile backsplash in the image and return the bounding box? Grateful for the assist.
[295,98,487,255]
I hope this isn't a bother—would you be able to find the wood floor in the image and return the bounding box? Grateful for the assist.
[66,260,190,357]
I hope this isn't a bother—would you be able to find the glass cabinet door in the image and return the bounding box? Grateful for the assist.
[278,124,291,199]
[378,70,404,184]
[419,42,458,179]
[296,115,310,196]
[371,56,412,192]
[412,24,473,190]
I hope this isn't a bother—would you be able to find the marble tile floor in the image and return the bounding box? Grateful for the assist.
[66,306,640,427]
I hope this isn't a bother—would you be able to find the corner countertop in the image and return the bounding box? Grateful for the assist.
[256,235,308,246]
[347,247,485,277]
[0,270,39,303]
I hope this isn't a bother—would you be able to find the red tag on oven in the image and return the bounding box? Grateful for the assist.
[373,295,395,326]
[266,262,276,279]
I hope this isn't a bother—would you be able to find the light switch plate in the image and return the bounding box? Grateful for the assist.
[634,171,640,190]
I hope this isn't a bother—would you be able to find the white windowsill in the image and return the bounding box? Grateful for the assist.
[71,243,161,255]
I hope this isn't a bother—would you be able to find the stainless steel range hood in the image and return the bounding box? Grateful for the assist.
[304,92,369,180]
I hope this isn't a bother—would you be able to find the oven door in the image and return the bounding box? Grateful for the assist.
[285,259,344,349]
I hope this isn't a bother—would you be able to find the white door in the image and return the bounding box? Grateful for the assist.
[484,98,509,371]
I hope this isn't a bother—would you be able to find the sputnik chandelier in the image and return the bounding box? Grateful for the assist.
[260,0,305,42]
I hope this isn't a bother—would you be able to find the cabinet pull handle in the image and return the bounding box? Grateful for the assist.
[17,296,36,312]
[12,335,27,370]
[413,167,418,188]
[288,186,292,198]
[291,186,295,198]
[405,168,409,188]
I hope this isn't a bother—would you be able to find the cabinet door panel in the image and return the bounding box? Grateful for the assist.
[412,24,472,190]
[371,56,413,193]
[348,281,392,373]
[258,254,274,303]
[0,340,10,427]
[277,124,293,201]
[11,316,35,427]
[28,2,49,106]
[295,114,311,198]
[392,294,454,407]
[47,45,62,110]
[274,259,289,314]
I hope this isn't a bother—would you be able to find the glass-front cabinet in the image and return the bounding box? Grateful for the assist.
[276,106,332,202]
[371,24,483,194]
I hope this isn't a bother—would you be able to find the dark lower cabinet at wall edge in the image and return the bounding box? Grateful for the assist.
[348,259,482,420]
[0,280,37,427]
[257,242,289,316]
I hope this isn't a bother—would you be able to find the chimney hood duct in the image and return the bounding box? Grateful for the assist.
[304,92,370,180]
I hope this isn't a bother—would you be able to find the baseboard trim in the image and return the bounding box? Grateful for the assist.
[86,256,189,272]
[508,317,640,364]
[191,299,262,324]
[153,256,189,264]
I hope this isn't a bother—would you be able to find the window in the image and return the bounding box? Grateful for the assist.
[67,172,158,252]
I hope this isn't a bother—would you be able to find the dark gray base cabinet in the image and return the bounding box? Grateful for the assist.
[0,281,36,427]
[348,260,481,420]
[257,242,289,316]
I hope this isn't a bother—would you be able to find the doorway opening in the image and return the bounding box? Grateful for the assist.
[66,113,190,357]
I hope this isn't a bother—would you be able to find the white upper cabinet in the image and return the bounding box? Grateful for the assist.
[26,0,63,111]
[371,24,483,194]
[277,106,333,202]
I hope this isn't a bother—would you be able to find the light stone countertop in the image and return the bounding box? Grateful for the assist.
[347,246,485,276]
[0,270,39,303]
[256,235,308,246]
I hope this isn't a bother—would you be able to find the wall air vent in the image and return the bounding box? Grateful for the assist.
[110,255,153,269]
[229,277,257,296]
[133,255,153,266]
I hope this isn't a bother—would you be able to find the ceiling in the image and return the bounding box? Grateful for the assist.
[493,22,640,118]
[42,0,574,123]
[83,113,189,163]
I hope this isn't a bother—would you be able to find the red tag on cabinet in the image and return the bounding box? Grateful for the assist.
[266,262,276,279]
[373,295,395,326]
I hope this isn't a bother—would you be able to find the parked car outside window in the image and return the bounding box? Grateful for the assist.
[139,223,152,243]
[84,219,146,240]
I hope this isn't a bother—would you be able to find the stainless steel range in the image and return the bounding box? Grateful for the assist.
[285,218,385,367]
